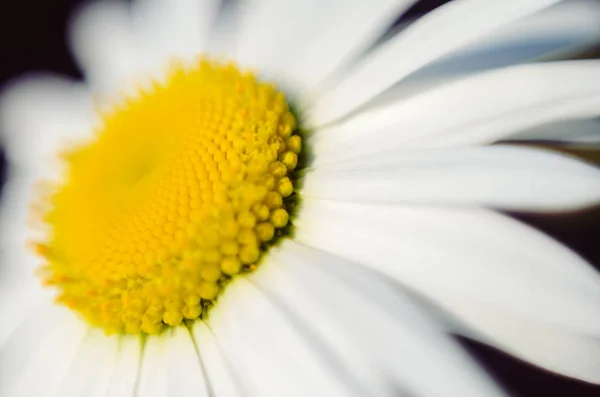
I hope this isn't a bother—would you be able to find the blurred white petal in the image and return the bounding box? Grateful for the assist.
[303,145,600,212]
[295,199,600,337]
[312,61,600,162]
[264,0,417,97]
[252,241,506,397]
[0,304,86,396]
[54,330,119,397]
[165,327,210,397]
[440,293,600,384]
[0,171,48,289]
[132,0,221,75]
[210,278,357,397]
[0,278,50,352]
[137,329,210,397]
[206,0,240,58]
[137,336,169,397]
[191,323,244,397]
[308,0,561,126]
[69,1,148,101]
[362,0,600,111]
[508,118,600,143]
[106,336,142,397]
[233,0,324,80]
[412,0,600,79]
[0,76,96,266]
[0,75,96,173]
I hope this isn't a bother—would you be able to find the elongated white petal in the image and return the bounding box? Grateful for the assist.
[0,279,49,351]
[136,328,209,397]
[362,0,600,112]
[303,145,600,212]
[206,0,240,58]
[295,200,600,382]
[0,304,86,397]
[0,75,96,173]
[308,0,561,125]
[69,1,145,100]
[410,0,600,81]
[0,171,38,251]
[106,336,142,397]
[165,327,210,397]
[233,1,414,95]
[233,0,324,79]
[252,241,505,397]
[0,77,95,268]
[191,323,244,397]
[132,0,220,75]
[283,0,417,97]
[295,199,600,337]
[54,330,119,397]
[508,118,600,143]
[209,278,356,397]
[137,335,168,397]
[438,292,600,384]
[312,61,600,163]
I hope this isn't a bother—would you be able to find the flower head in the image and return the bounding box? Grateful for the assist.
[1,0,600,396]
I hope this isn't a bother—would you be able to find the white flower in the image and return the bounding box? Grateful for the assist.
[1,0,600,396]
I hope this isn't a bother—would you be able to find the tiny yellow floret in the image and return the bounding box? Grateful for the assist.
[256,222,275,242]
[277,177,294,198]
[34,59,301,334]
[270,208,289,228]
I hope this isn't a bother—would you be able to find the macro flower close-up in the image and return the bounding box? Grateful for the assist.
[1,0,600,395]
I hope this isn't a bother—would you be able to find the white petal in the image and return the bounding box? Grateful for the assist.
[232,1,414,94]
[303,145,600,212]
[295,200,600,381]
[232,0,319,76]
[69,1,145,100]
[137,335,168,397]
[362,0,600,112]
[308,0,562,125]
[276,0,418,97]
[508,118,600,143]
[0,278,52,354]
[206,0,240,58]
[294,199,600,337]
[252,241,505,397]
[191,322,244,397]
[54,330,119,397]
[438,292,600,384]
[137,329,209,397]
[165,327,210,397]
[0,304,87,397]
[413,0,600,79]
[209,278,356,397]
[0,172,53,291]
[311,61,600,162]
[0,174,61,303]
[232,0,324,78]
[132,0,220,75]
[106,336,142,397]
[0,77,95,272]
[0,75,96,173]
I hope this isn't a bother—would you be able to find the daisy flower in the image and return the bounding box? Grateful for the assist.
[1,0,600,395]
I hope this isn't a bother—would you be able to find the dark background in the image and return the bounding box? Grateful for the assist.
[0,0,599,395]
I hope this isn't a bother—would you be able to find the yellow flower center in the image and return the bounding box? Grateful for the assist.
[34,60,301,335]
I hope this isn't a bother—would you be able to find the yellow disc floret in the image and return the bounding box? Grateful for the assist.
[34,60,301,335]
